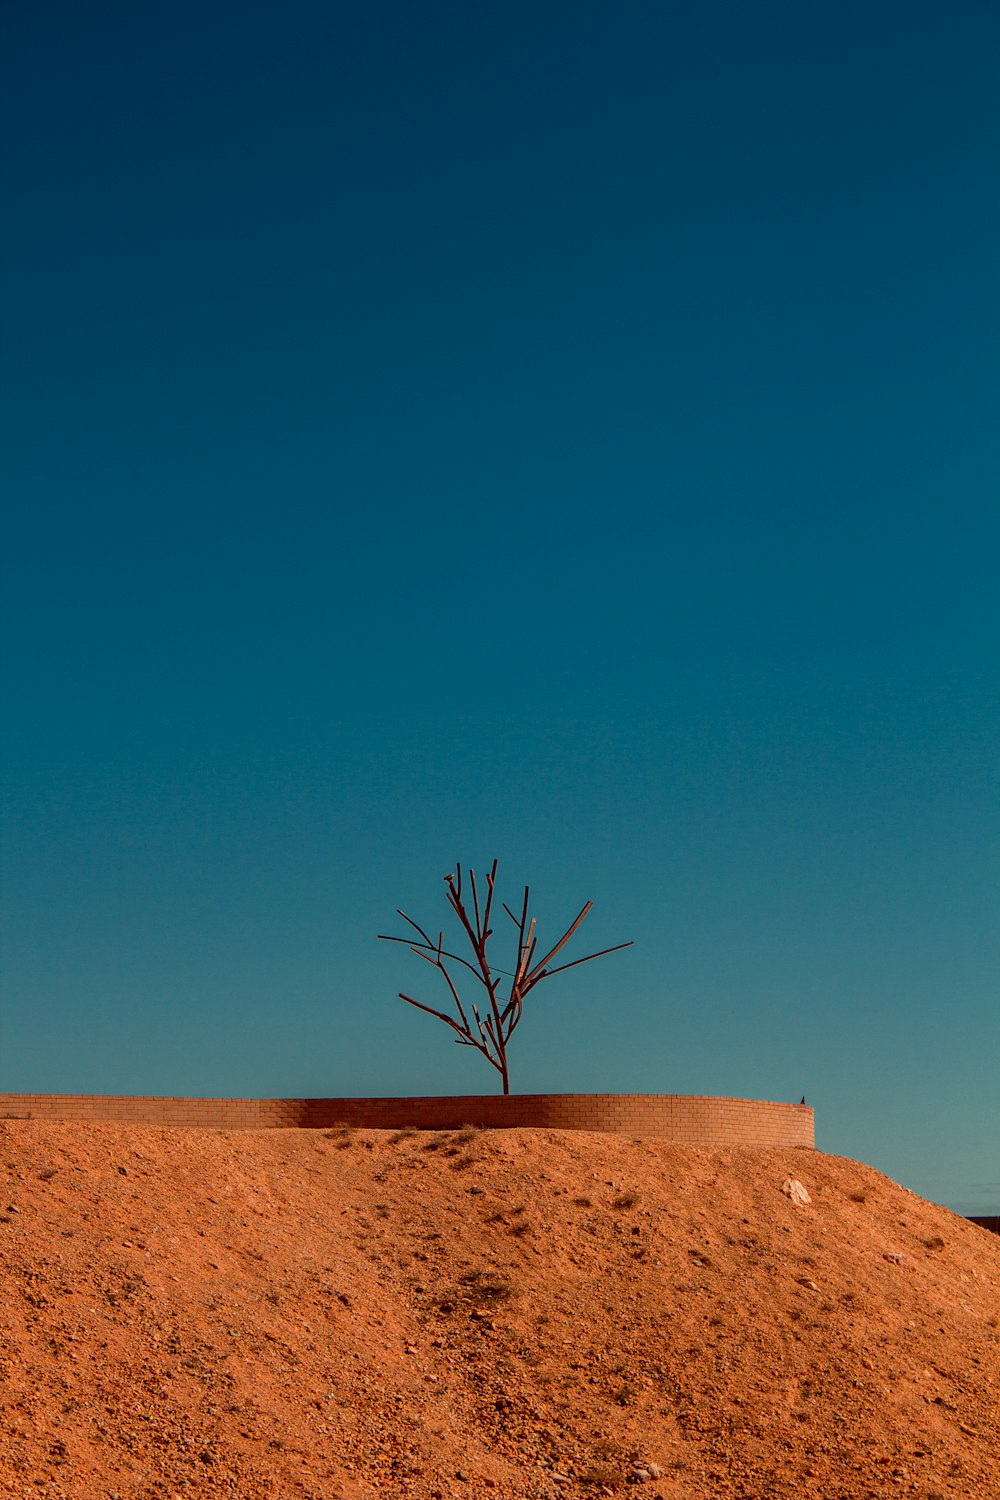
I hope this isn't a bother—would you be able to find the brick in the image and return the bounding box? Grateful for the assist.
[0,1091,814,1146]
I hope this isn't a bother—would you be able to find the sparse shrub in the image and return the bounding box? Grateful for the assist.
[458,1270,514,1303]
[389,1126,419,1145]
[579,1464,618,1487]
[479,1278,514,1302]
[573,1196,593,1208]
[509,1217,532,1238]
[612,1191,639,1210]
[848,1191,867,1204]
[452,1125,481,1145]
[325,1124,355,1147]
[923,1235,945,1251]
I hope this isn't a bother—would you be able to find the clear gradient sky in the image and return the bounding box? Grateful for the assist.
[1,3,997,1214]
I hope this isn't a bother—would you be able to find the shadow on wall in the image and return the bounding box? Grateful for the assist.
[0,1092,814,1147]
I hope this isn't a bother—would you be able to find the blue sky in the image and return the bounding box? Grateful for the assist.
[1,2,997,1214]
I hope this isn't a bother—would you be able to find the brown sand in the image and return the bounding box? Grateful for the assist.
[0,1121,996,1499]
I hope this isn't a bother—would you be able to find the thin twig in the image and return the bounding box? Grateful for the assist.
[378,933,491,987]
[531,940,635,981]
[395,908,438,950]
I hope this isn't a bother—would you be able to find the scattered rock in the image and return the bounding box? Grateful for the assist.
[781,1178,811,1205]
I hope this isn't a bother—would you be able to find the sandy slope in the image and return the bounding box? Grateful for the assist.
[0,1121,996,1500]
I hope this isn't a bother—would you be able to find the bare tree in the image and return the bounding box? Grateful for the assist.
[378,860,632,1095]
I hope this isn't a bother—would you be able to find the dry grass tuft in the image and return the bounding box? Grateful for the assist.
[579,1463,619,1486]
[458,1270,515,1303]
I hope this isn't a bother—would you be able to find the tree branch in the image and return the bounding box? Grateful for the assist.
[523,901,593,989]
[531,940,635,982]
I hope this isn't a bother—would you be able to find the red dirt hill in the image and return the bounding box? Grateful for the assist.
[0,1121,996,1499]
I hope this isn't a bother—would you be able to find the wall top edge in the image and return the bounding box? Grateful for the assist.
[1,1091,812,1110]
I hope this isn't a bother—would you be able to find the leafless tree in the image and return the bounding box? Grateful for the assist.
[378,860,632,1095]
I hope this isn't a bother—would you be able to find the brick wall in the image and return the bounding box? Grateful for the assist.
[0,1092,814,1146]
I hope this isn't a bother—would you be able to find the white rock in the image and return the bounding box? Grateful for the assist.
[781,1178,811,1205]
